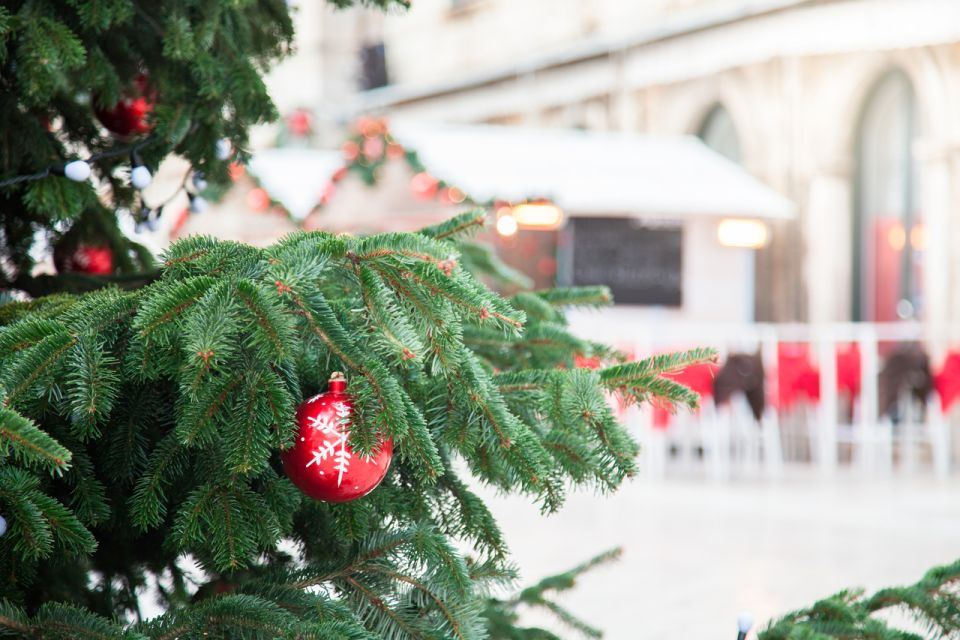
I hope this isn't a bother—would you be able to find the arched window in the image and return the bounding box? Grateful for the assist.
[697,104,742,164]
[853,71,920,321]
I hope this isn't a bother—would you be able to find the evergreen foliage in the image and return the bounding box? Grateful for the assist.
[0,0,396,297]
[0,208,717,637]
[761,559,960,640]
[484,548,622,640]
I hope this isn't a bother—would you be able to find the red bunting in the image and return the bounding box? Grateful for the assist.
[776,343,820,409]
[934,351,960,413]
[652,361,720,429]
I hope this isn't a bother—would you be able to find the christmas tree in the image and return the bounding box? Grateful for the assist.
[0,1,716,637]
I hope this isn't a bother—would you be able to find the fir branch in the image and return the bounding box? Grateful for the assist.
[418,210,487,241]
[0,407,72,472]
[536,286,613,307]
[1,330,77,406]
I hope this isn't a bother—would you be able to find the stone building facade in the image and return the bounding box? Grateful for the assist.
[339,0,960,338]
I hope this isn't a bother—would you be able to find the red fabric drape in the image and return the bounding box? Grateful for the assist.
[652,362,720,429]
[776,343,820,409]
[934,351,960,413]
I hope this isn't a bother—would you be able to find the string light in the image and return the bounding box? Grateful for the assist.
[0,130,228,240]
[63,160,91,182]
[131,165,151,189]
[130,149,152,189]
[215,138,232,161]
[0,138,158,189]
[189,193,208,214]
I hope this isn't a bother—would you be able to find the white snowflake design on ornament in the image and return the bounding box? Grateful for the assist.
[305,401,353,486]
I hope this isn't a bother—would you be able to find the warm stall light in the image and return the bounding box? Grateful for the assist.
[496,214,519,236]
[910,223,926,251]
[717,219,769,248]
[887,223,906,251]
[511,201,563,229]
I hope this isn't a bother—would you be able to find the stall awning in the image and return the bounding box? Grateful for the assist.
[246,123,795,223]
[248,148,343,220]
[389,122,795,220]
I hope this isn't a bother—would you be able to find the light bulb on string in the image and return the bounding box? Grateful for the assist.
[130,149,152,189]
[192,171,208,192]
[131,166,151,190]
[215,138,232,161]
[189,193,208,214]
[63,160,91,182]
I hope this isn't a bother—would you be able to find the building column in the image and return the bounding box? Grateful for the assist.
[805,172,853,323]
[915,145,953,355]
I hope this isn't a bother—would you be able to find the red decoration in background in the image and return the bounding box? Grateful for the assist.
[246,188,271,211]
[836,344,861,397]
[410,172,439,199]
[94,73,154,137]
[573,354,601,369]
[363,136,384,160]
[342,141,360,162]
[61,245,114,275]
[282,372,393,503]
[537,256,557,277]
[773,343,861,410]
[171,207,190,236]
[934,351,960,412]
[652,361,720,429]
[776,343,820,409]
[387,142,405,160]
[228,162,246,181]
[319,182,336,205]
[356,116,386,138]
[285,109,313,137]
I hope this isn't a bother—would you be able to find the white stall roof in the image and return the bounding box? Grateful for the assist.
[390,122,795,220]
[248,124,795,222]
[248,148,343,220]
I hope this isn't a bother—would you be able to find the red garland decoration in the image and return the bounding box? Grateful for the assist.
[282,372,393,503]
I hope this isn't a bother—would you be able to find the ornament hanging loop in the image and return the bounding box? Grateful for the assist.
[329,371,347,392]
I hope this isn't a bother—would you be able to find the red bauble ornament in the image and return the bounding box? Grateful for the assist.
[282,372,393,502]
[94,74,155,137]
[60,245,114,275]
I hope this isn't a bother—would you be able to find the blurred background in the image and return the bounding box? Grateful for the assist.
[137,1,960,637]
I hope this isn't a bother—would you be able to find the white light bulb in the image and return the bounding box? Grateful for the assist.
[215,138,231,161]
[0,514,7,537]
[64,160,91,182]
[131,165,152,190]
[190,195,208,214]
[192,173,208,191]
[737,612,754,634]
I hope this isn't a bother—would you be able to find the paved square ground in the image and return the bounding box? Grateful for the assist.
[477,468,960,639]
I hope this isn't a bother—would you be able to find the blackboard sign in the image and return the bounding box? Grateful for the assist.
[561,217,683,306]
